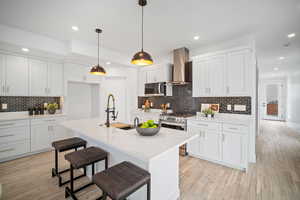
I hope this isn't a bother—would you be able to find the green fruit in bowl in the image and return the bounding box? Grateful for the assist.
[147,120,154,126]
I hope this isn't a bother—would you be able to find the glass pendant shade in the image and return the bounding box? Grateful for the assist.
[90,64,106,75]
[131,50,153,65]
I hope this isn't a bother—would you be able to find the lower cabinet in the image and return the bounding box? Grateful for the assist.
[30,117,70,152]
[187,120,248,170]
[221,132,245,167]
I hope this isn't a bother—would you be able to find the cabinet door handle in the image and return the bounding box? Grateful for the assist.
[222,134,225,142]
[197,123,208,127]
[0,148,14,153]
[0,134,14,138]
[2,85,5,94]
[226,86,230,94]
[229,127,238,130]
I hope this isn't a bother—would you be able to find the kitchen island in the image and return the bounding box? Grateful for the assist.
[61,118,197,200]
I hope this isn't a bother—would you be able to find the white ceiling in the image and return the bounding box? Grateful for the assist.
[0,0,299,75]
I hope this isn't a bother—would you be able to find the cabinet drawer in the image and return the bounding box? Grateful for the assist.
[188,121,221,131]
[0,126,30,144]
[30,117,66,125]
[223,124,248,133]
[0,140,30,160]
[0,119,30,129]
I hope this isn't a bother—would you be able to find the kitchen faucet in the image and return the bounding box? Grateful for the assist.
[105,94,118,127]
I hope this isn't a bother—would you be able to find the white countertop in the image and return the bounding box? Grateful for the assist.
[0,111,66,122]
[188,113,255,126]
[61,118,197,162]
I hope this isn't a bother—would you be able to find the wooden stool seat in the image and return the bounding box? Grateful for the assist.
[64,146,108,200]
[52,137,87,152]
[93,161,151,200]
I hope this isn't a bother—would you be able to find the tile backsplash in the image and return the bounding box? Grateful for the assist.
[138,83,251,115]
[0,96,60,112]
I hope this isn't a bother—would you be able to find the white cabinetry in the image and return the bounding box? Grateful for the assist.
[192,48,253,97]
[29,59,48,96]
[225,50,251,96]
[30,117,69,152]
[48,62,64,96]
[29,59,64,96]
[187,120,248,170]
[0,54,4,96]
[1,55,29,96]
[0,120,30,161]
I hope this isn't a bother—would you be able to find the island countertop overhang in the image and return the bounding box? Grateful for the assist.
[61,118,198,163]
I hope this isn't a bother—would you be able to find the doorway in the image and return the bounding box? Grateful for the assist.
[260,80,286,121]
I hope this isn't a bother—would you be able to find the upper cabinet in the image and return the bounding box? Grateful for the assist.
[0,54,5,96]
[193,55,225,97]
[225,49,251,96]
[1,54,29,96]
[48,62,64,96]
[29,59,64,96]
[138,64,171,96]
[192,48,253,97]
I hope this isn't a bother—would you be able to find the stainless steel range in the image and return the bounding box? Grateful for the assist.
[159,113,195,156]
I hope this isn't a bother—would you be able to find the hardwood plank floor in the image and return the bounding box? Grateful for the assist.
[1,120,300,200]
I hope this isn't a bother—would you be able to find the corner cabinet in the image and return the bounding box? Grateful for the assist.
[187,120,248,170]
[29,59,64,96]
[192,48,253,97]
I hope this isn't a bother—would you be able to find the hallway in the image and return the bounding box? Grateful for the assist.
[1,121,300,199]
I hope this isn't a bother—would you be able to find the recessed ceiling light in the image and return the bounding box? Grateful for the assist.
[106,61,111,65]
[193,36,200,40]
[279,56,285,60]
[71,26,79,31]
[274,67,279,71]
[287,33,296,38]
[22,48,29,52]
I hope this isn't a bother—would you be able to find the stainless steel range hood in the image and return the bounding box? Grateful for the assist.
[170,47,191,85]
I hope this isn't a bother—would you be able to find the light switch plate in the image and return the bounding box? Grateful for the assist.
[1,103,8,110]
[234,105,246,111]
[227,105,232,111]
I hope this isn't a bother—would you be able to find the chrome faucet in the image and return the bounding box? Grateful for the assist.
[134,117,140,128]
[105,94,118,127]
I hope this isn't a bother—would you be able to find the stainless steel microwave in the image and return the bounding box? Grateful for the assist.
[145,82,167,96]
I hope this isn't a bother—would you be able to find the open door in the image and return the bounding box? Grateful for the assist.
[261,81,285,121]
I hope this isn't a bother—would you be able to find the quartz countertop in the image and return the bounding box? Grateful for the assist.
[0,111,66,122]
[61,118,197,162]
[188,113,255,126]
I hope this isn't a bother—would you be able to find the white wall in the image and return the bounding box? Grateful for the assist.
[287,72,300,124]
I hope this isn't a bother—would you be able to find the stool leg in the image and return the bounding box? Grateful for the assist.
[105,157,108,170]
[92,163,95,176]
[70,164,74,192]
[147,180,151,200]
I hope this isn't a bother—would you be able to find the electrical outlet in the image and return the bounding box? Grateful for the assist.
[234,105,246,111]
[1,103,8,110]
[227,105,232,111]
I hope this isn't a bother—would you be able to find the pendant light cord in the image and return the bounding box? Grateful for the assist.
[141,5,144,52]
[97,32,100,66]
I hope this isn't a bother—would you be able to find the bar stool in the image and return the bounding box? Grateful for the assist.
[52,137,87,186]
[92,161,151,200]
[64,146,108,200]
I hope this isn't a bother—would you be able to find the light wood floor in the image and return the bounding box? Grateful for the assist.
[1,120,300,200]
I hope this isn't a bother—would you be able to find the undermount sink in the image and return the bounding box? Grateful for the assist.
[118,126,135,130]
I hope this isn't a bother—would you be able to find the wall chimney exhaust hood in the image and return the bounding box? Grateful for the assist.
[170,47,192,85]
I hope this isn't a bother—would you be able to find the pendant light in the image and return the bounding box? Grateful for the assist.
[90,28,106,75]
[131,0,153,66]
